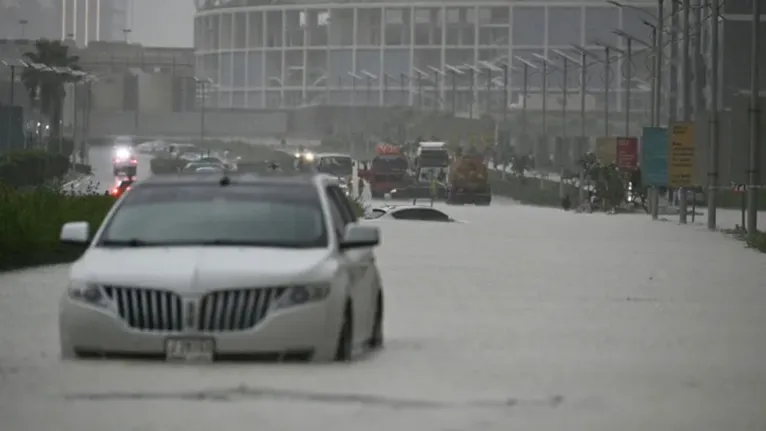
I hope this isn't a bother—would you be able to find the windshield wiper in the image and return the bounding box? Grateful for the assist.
[194,239,318,248]
[98,239,161,247]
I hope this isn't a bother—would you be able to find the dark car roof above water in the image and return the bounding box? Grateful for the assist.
[141,173,324,188]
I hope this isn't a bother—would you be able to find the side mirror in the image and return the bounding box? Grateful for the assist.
[60,221,90,245]
[339,224,380,250]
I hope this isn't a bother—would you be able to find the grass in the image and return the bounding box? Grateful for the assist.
[0,185,114,272]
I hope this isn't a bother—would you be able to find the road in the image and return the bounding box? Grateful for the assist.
[2,152,765,429]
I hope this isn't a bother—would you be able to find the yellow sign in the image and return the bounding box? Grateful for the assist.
[595,137,617,163]
[668,122,695,187]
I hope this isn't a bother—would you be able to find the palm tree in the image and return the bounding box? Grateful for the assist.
[21,39,80,144]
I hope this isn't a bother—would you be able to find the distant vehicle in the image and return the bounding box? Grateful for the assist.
[108,178,135,198]
[366,144,411,198]
[195,166,224,173]
[199,155,237,171]
[313,153,353,178]
[112,145,137,177]
[365,205,453,222]
[58,173,384,362]
[136,140,167,154]
[446,150,491,205]
[183,161,225,172]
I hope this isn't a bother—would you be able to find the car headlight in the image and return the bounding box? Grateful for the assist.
[276,284,330,309]
[67,283,108,307]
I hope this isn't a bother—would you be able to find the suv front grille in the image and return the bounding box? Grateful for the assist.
[197,287,286,332]
[103,286,183,331]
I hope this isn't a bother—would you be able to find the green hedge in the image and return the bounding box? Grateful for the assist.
[0,185,114,271]
[488,171,576,207]
[0,150,70,188]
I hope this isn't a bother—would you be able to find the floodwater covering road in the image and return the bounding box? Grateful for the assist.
[1,187,765,429]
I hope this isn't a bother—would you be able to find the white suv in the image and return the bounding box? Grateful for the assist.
[59,173,384,362]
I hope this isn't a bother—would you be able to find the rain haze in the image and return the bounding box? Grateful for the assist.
[0,0,765,429]
[130,0,194,46]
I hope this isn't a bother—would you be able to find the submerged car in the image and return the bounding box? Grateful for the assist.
[59,174,384,362]
[366,205,454,222]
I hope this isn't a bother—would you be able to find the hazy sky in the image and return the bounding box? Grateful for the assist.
[130,0,195,47]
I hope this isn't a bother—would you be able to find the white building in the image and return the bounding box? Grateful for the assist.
[194,0,656,112]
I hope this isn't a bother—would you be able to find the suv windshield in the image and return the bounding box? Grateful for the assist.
[316,156,352,176]
[98,183,327,248]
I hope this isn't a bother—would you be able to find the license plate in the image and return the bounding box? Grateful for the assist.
[165,338,214,362]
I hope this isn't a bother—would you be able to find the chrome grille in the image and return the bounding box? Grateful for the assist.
[198,287,286,332]
[103,286,183,332]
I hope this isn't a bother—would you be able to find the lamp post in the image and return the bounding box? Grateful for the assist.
[361,70,376,106]
[554,48,587,203]
[193,76,214,145]
[479,60,502,117]
[428,66,444,111]
[444,64,464,115]
[599,40,630,137]
[413,68,428,109]
[464,64,481,119]
[514,57,538,136]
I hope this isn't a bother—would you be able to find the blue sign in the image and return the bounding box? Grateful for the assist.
[641,127,669,186]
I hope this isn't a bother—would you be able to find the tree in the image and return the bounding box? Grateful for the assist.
[21,39,81,147]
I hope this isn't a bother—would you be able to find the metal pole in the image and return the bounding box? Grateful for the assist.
[451,70,457,114]
[562,57,568,140]
[579,52,587,204]
[669,0,678,125]
[746,0,761,234]
[692,0,704,114]
[503,64,509,122]
[400,73,406,105]
[522,63,528,134]
[5,65,15,150]
[651,0,665,220]
[649,27,660,127]
[654,0,664,126]
[417,74,423,108]
[604,47,610,137]
[706,0,720,230]
[679,0,691,224]
[200,82,206,144]
[469,68,474,119]
[542,62,548,140]
[625,39,632,137]
[485,67,491,115]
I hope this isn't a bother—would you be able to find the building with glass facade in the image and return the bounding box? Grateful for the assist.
[194,0,656,113]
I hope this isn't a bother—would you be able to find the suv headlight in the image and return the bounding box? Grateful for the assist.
[276,284,330,309]
[67,283,108,307]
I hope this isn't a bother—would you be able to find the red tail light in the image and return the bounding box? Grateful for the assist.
[110,188,119,196]
[130,159,137,164]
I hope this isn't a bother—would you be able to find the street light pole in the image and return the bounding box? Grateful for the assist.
[604,46,610,137]
[624,38,632,137]
[746,0,761,234]
[707,0,721,230]
[655,0,664,127]
[562,57,568,140]
[502,64,509,122]
[485,67,492,115]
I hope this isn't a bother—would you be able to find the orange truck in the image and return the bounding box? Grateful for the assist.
[446,151,491,205]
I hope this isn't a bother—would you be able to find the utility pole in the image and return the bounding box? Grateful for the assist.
[485,67,492,115]
[604,46,611,137]
[653,0,665,220]
[562,57,569,140]
[707,0,720,231]
[679,0,692,224]
[624,38,632,137]
[579,52,587,204]
[746,0,761,234]
[502,63,509,122]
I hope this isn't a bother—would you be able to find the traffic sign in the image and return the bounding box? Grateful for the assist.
[616,137,638,170]
[668,122,695,187]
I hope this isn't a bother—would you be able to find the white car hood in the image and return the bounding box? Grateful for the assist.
[72,247,334,293]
